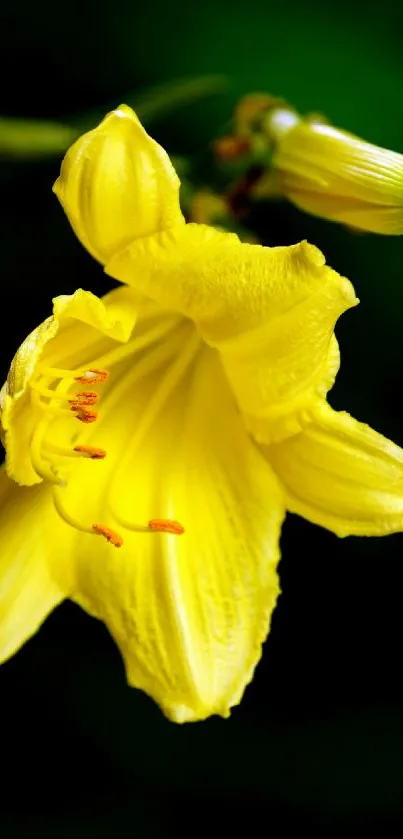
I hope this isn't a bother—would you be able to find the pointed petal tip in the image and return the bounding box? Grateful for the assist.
[126,670,237,723]
[102,103,142,132]
[161,702,233,724]
[113,104,138,121]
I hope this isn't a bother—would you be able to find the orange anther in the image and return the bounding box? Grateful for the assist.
[93,523,123,547]
[74,445,106,459]
[73,408,98,423]
[148,518,185,535]
[75,369,109,384]
[69,390,99,408]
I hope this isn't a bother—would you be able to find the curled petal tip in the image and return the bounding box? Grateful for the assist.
[53,105,184,264]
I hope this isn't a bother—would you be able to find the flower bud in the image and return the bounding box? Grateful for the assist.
[266,107,403,234]
[53,105,184,263]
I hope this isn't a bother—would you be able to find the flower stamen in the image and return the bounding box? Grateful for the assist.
[35,364,109,382]
[52,485,123,547]
[93,516,185,537]
[43,442,107,460]
[27,323,192,547]
[29,367,107,483]
[30,427,66,485]
[73,445,106,459]
[68,391,100,407]
[74,408,98,423]
[148,519,185,535]
[92,523,124,547]
[75,368,109,384]
[30,388,74,417]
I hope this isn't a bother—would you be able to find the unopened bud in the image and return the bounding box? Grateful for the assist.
[266,106,403,235]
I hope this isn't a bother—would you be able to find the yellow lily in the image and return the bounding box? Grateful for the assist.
[266,106,403,234]
[2,106,403,724]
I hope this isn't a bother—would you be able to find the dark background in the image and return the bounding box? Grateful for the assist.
[1,0,403,835]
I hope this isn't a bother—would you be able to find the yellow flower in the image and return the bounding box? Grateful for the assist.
[267,106,403,234]
[2,107,403,724]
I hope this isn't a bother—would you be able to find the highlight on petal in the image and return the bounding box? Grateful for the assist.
[267,400,403,537]
[53,104,184,264]
[0,286,138,485]
[268,109,403,234]
[106,223,358,443]
[0,468,65,664]
[71,343,285,722]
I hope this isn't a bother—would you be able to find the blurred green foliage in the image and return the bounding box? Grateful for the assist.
[1,0,403,835]
[0,76,227,158]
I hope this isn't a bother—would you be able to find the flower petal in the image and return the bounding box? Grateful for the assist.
[53,104,184,264]
[0,468,65,664]
[277,189,403,236]
[106,224,357,442]
[1,286,138,485]
[268,401,403,537]
[71,342,285,722]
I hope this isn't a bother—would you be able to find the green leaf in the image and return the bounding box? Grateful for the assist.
[0,117,79,160]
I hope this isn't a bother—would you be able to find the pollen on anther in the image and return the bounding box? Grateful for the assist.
[74,408,98,423]
[75,369,109,384]
[93,523,123,547]
[74,445,106,459]
[148,518,185,535]
[69,390,99,407]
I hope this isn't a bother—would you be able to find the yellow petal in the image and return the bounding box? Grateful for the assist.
[106,224,357,443]
[270,113,403,234]
[0,468,65,664]
[0,286,138,485]
[268,400,403,537]
[276,189,403,236]
[71,341,285,722]
[53,104,184,264]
